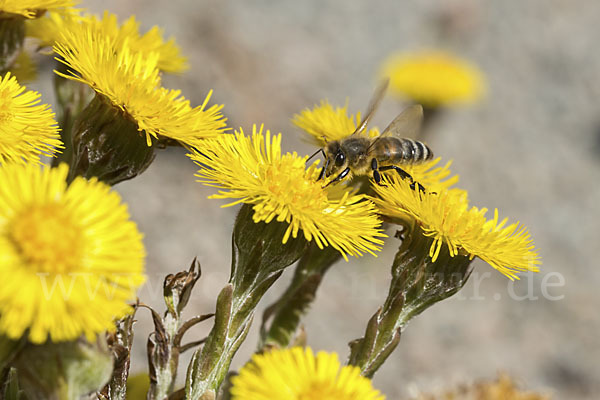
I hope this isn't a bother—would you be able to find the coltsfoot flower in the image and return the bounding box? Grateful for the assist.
[230,347,385,400]
[371,176,540,280]
[380,50,486,107]
[28,10,187,73]
[413,373,550,400]
[292,99,379,144]
[0,163,145,343]
[0,0,76,19]
[190,125,385,259]
[0,72,62,164]
[53,19,225,147]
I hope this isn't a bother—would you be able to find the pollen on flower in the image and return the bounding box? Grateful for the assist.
[10,204,82,274]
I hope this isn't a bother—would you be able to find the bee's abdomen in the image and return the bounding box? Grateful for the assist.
[376,137,433,164]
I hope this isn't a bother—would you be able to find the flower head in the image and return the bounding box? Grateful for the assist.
[28,10,187,73]
[230,347,385,400]
[392,157,460,193]
[0,72,62,164]
[380,50,486,107]
[0,0,76,18]
[372,176,540,280]
[191,125,385,259]
[53,19,226,147]
[0,163,145,343]
[292,99,379,145]
[25,9,82,48]
[415,373,550,400]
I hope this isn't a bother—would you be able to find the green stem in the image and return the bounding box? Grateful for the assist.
[0,17,24,73]
[348,223,472,377]
[51,61,95,168]
[185,204,308,399]
[259,243,341,349]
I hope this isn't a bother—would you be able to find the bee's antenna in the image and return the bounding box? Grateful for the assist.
[321,136,328,144]
[307,148,326,162]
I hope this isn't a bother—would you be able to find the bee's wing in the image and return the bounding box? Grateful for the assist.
[380,104,423,138]
[351,78,389,136]
[366,104,424,153]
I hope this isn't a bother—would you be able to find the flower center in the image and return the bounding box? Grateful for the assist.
[263,160,324,208]
[299,382,355,400]
[10,204,83,274]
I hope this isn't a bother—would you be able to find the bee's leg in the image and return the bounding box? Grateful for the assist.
[322,167,350,188]
[318,158,330,181]
[379,165,426,193]
[318,167,326,181]
[371,158,384,186]
[307,148,326,162]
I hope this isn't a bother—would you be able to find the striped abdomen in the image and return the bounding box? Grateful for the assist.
[372,137,433,165]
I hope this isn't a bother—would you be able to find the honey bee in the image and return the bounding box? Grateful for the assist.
[310,79,433,190]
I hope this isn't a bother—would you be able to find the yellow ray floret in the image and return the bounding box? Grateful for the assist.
[0,72,62,164]
[371,176,540,280]
[400,157,459,192]
[25,9,83,49]
[53,22,226,147]
[230,347,385,400]
[0,163,146,343]
[292,99,379,145]
[28,10,187,73]
[380,50,486,107]
[0,0,76,18]
[190,125,385,259]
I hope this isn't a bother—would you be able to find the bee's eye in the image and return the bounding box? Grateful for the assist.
[335,152,345,167]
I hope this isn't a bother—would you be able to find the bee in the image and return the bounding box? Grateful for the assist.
[309,79,433,191]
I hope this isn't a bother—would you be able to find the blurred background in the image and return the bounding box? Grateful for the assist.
[30,0,600,398]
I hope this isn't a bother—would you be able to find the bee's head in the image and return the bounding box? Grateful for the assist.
[324,141,347,177]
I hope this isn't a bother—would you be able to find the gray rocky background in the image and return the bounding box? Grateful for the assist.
[32,0,600,398]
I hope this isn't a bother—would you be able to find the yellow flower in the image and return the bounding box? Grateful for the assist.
[0,72,62,164]
[292,99,379,145]
[230,347,385,400]
[0,163,145,343]
[415,373,550,400]
[190,125,385,259]
[0,0,76,18]
[398,158,459,193]
[53,20,226,147]
[380,50,486,107]
[25,9,82,48]
[371,176,540,280]
[293,99,458,191]
[27,10,187,73]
